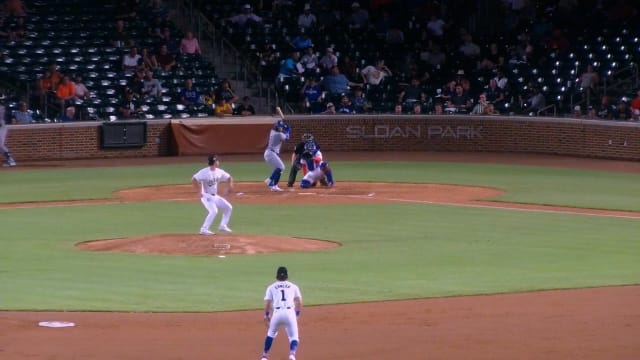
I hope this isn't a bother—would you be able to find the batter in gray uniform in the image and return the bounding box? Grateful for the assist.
[0,97,17,167]
[263,120,290,191]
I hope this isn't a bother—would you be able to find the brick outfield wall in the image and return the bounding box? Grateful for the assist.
[5,116,640,161]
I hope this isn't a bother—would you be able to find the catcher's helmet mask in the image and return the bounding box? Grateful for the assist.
[208,154,217,165]
[302,133,314,142]
[304,141,316,153]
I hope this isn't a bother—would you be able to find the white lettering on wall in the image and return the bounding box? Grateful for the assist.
[346,125,482,139]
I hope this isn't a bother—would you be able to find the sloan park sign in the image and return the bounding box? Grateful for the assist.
[345,125,483,139]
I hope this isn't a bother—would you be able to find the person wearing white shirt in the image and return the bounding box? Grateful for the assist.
[191,154,234,235]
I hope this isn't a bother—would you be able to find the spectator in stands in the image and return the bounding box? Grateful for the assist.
[612,99,632,121]
[412,102,423,115]
[485,78,505,107]
[300,77,323,114]
[546,27,570,53]
[297,4,317,30]
[215,79,239,105]
[586,106,597,120]
[179,31,201,58]
[2,0,26,18]
[440,80,457,103]
[448,84,472,113]
[579,64,599,91]
[290,32,313,52]
[396,51,419,80]
[122,46,142,74]
[32,71,52,114]
[384,24,405,52]
[398,77,427,111]
[572,105,584,119]
[155,44,176,72]
[119,89,143,119]
[478,42,504,71]
[299,46,319,78]
[58,106,78,122]
[470,93,494,115]
[426,14,446,40]
[55,76,75,115]
[631,90,640,114]
[373,10,392,39]
[433,101,444,115]
[148,13,170,38]
[361,59,391,102]
[318,47,338,75]
[142,70,163,99]
[258,42,278,82]
[337,94,355,114]
[179,78,203,109]
[361,59,392,87]
[110,19,130,48]
[493,69,509,90]
[140,47,159,71]
[519,86,546,115]
[228,4,262,30]
[47,63,63,91]
[420,42,446,71]
[321,65,363,98]
[147,0,172,20]
[350,86,371,113]
[458,33,481,71]
[157,27,179,54]
[394,102,403,114]
[596,95,615,120]
[321,102,336,114]
[233,96,256,116]
[11,101,35,124]
[316,2,342,32]
[127,70,146,98]
[73,76,90,100]
[277,51,303,80]
[348,2,369,30]
[214,98,233,117]
[9,15,27,41]
[339,54,360,82]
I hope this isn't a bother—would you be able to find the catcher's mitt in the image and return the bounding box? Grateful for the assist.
[301,151,313,160]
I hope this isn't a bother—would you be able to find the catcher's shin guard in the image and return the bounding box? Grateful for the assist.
[320,162,334,186]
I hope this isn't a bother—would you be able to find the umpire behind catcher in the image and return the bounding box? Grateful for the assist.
[287,133,317,187]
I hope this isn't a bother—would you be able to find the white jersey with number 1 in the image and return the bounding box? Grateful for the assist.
[264,280,302,340]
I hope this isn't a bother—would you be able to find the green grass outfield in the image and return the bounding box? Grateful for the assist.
[0,160,639,312]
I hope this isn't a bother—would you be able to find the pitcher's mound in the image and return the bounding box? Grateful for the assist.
[76,233,340,256]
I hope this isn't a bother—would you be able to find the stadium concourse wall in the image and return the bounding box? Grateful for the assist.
[5,115,640,161]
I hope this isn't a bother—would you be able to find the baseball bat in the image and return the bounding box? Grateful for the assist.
[275,106,285,120]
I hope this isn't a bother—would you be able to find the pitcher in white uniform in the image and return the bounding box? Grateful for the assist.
[261,266,302,360]
[191,154,234,235]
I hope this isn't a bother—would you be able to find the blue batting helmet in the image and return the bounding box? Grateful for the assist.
[273,120,285,130]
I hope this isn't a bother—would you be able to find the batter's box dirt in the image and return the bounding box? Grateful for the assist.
[76,234,340,256]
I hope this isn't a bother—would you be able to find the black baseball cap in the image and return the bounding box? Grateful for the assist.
[277,266,288,278]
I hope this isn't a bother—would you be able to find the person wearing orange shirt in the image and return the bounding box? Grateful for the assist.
[55,76,75,116]
[630,90,640,114]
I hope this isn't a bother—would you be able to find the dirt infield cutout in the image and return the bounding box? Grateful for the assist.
[66,181,640,256]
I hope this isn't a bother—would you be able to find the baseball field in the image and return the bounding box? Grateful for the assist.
[1,152,639,360]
